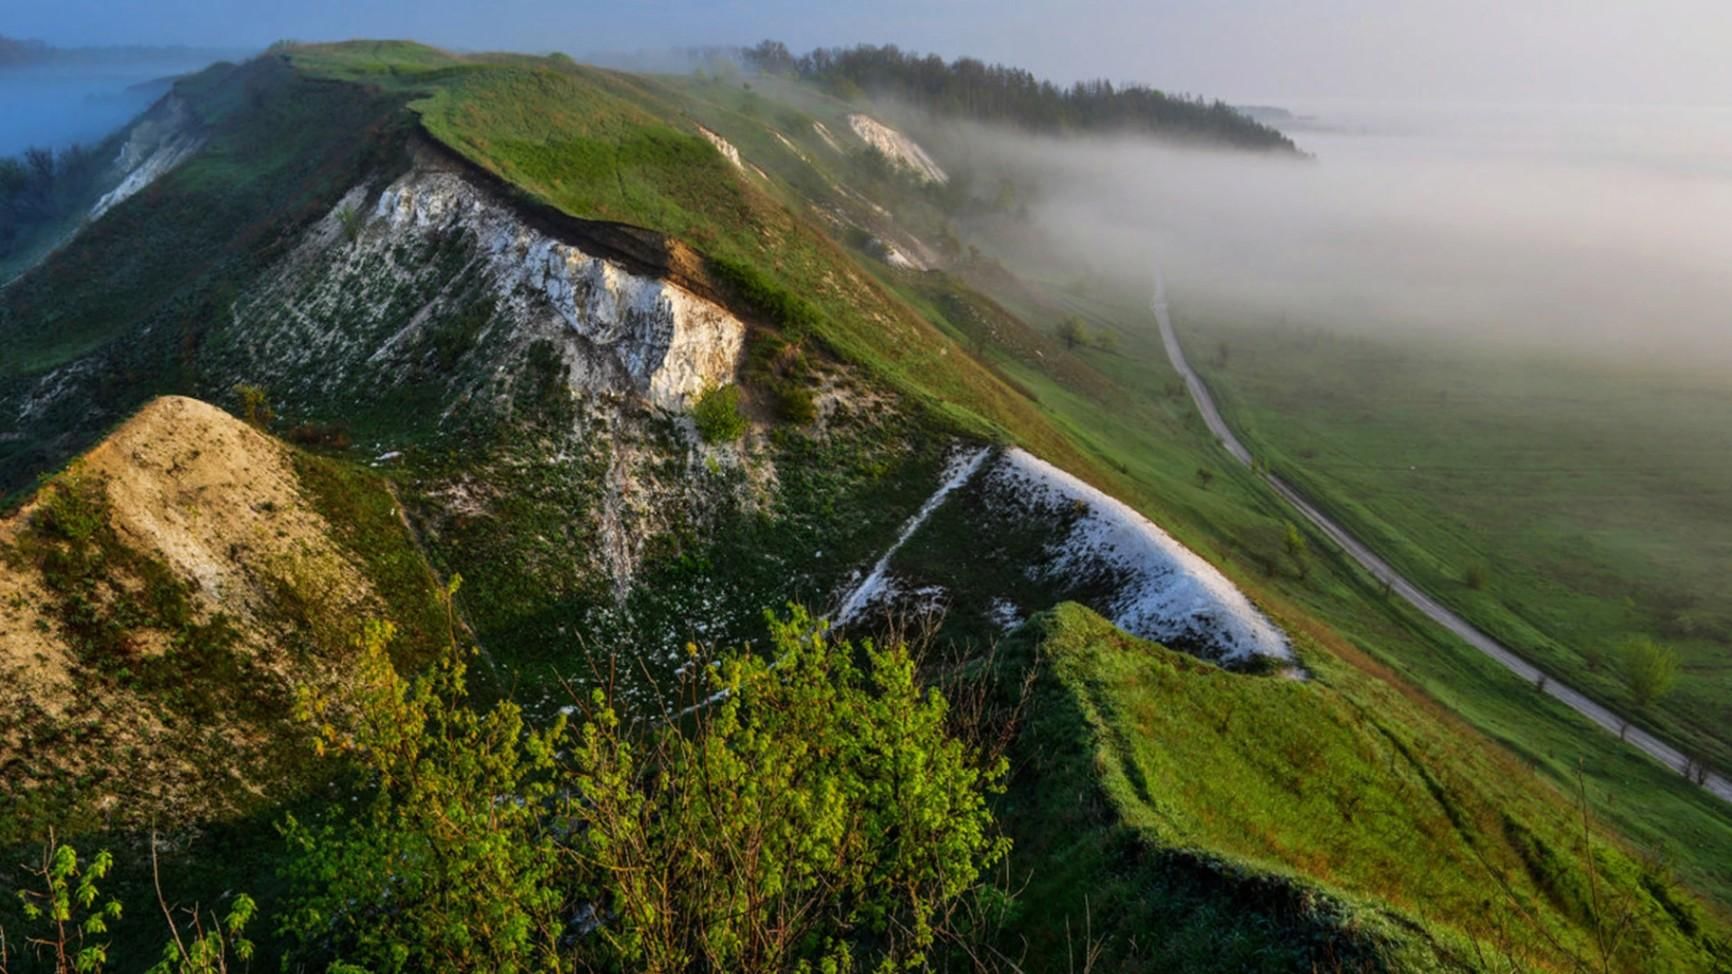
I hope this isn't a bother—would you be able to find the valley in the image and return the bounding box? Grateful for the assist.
[0,33,1728,974]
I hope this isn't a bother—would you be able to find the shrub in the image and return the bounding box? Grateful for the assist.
[692,383,749,442]
[1056,315,1090,350]
[1462,563,1489,590]
[233,384,274,429]
[283,421,352,451]
[774,381,817,425]
[1617,635,1681,710]
[282,605,1008,973]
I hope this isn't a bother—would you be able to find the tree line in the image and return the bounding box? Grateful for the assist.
[742,41,1297,153]
[0,141,109,266]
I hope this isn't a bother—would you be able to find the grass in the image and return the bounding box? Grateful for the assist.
[865,265,1732,910]
[286,42,1098,478]
[995,604,1730,972]
[1184,315,1732,771]
[3,39,1732,968]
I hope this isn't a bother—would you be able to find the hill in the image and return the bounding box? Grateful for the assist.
[0,38,1730,972]
[0,396,448,839]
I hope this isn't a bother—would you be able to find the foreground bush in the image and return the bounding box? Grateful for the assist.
[280,602,1006,973]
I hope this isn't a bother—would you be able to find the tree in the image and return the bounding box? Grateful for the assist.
[1194,466,1214,489]
[10,836,122,974]
[280,603,569,973]
[232,384,273,430]
[1055,315,1090,350]
[568,607,1008,973]
[1617,635,1681,711]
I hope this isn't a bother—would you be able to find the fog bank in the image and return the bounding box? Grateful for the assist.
[949,103,1732,371]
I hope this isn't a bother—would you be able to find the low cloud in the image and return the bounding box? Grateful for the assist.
[933,105,1732,370]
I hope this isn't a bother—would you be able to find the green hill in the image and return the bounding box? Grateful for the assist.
[0,38,1729,973]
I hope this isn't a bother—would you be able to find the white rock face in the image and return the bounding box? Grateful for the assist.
[372,169,744,410]
[91,97,204,220]
[695,125,744,170]
[991,449,1292,662]
[812,121,844,153]
[846,114,948,184]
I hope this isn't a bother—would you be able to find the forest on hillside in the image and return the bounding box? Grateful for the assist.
[742,40,1297,152]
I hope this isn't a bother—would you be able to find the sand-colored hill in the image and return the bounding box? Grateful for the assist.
[0,396,438,830]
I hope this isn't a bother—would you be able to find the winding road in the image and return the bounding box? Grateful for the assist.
[1152,273,1732,805]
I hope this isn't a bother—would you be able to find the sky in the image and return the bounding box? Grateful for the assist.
[9,0,1732,107]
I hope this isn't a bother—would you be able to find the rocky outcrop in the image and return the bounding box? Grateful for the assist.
[90,95,204,220]
[846,114,948,184]
[370,168,745,410]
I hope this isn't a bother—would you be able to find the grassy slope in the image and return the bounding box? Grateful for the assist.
[629,64,1732,918]
[1185,316,1732,769]
[1000,605,1728,973]
[0,54,412,497]
[287,42,1093,478]
[1,40,1728,967]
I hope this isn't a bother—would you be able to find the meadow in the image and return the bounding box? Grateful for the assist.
[1184,314,1732,771]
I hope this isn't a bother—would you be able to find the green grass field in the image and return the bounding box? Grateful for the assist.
[1182,314,1732,770]
[997,604,1729,972]
[6,40,1732,968]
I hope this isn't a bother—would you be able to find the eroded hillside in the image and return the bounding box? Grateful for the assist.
[0,396,447,835]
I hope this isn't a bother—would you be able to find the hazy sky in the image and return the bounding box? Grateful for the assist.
[10,0,1732,106]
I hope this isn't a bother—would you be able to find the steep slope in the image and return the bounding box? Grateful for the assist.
[997,605,1729,973]
[0,396,448,838]
[3,39,1731,973]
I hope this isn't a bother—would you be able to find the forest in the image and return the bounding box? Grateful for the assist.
[741,40,1297,152]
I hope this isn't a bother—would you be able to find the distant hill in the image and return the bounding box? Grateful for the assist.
[743,41,1299,153]
[0,33,242,68]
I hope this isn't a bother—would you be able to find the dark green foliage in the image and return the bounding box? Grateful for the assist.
[692,383,748,442]
[742,41,1298,152]
[707,252,823,339]
[0,140,113,278]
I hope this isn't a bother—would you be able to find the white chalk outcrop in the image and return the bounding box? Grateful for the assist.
[846,114,948,184]
[696,125,744,171]
[91,96,204,220]
[991,449,1291,662]
[371,169,744,410]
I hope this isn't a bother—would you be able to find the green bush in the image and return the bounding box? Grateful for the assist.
[692,383,748,442]
[707,253,822,338]
[282,606,1007,973]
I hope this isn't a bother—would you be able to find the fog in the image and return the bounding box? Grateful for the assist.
[936,103,1732,372]
[0,54,239,156]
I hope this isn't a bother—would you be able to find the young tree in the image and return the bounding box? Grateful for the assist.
[11,836,122,974]
[1055,315,1090,350]
[232,384,273,430]
[568,607,1008,973]
[280,606,569,973]
[1282,521,1309,579]
[1617,635,1681,711]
